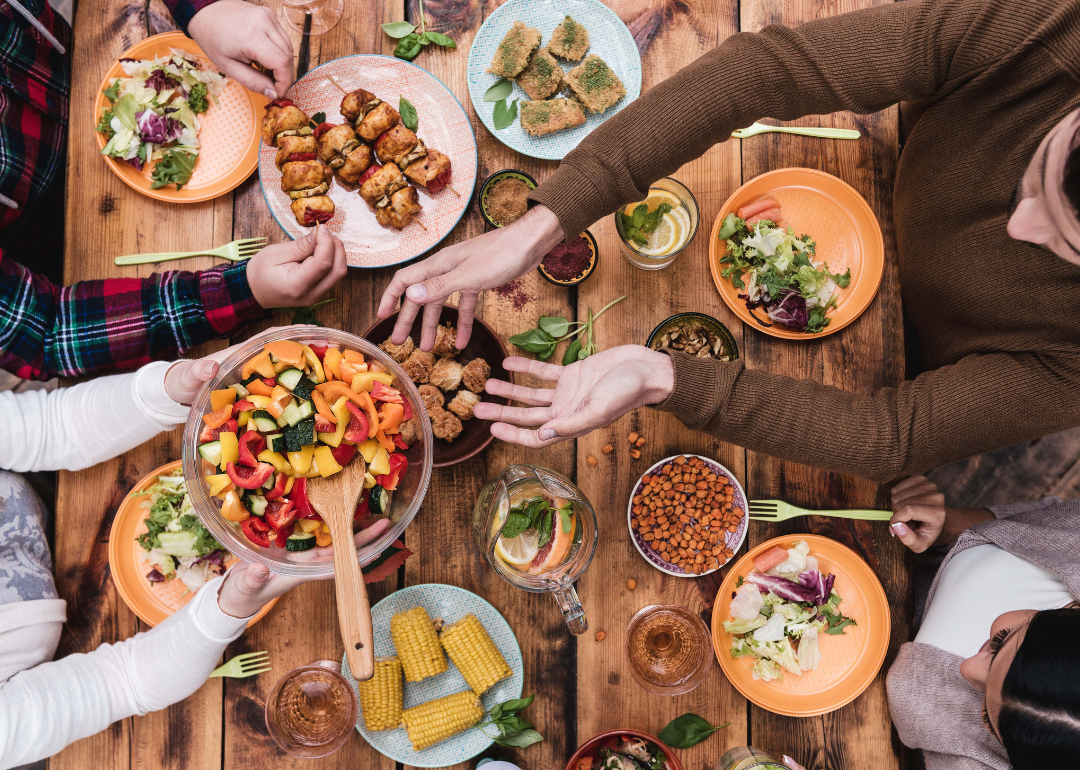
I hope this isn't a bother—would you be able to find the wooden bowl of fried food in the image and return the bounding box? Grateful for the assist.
[363,306,512,467]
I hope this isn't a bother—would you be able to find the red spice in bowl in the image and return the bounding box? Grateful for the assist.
[539,231,597,284]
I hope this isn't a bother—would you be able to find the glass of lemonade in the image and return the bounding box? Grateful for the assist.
[472,465,598,635]
[615,177,700,270]
[625,605,714,696]
[265,660,357,758]
[716,747,790,770]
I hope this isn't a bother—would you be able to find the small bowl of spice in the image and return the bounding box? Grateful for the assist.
[480,169,536,228]
[646,312,738,362]
[538,230,598,286]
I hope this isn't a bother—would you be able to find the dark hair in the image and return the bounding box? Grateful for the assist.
[1064,139,1080,219]
[998,607,1080,769]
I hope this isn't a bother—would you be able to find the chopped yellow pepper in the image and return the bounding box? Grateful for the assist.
[288,445,314,475]
[317,397,351,448]
[370,446,391,476]
[258,450,290,472]
[221,491,249,522]
[357,438,380,463]
[218,432,239,470]
[299,518,321,533]
[313,446,343,477]
[351,371,394,393]
[323,348,343,381]
[301,345,326,383]
[205,474,232,496]
[210,388,237,411]
[244,394,272,408]
[236,411,251,428]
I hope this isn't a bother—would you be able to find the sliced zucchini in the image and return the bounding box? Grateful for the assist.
[296,418,315,448]
[266,433,287,454]
[281,401,304,427]
[296,400,315,421]
[291,376,316,401]
[285,531,316,551]
[369,485,390,516]
[244,495,268,517]
[251,410,278,432]
[198,440,223,467]
[262,473,275,490]
[283,424,302,453]
[240,372,263,386]
[276,368,304,391]
[229,382,250,398]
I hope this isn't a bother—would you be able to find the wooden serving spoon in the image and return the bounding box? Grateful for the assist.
[306,457,374,681]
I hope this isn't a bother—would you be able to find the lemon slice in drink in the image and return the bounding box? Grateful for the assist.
[636,212,682,257]
[496,528,541,567]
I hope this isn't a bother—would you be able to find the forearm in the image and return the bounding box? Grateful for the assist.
[0,361,189,472]
[163,0,220,34]
[0,577,247,767]
[656,350,1080,483]
[937,507,994,546]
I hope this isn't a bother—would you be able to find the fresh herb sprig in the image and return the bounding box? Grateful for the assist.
[308,111,327,130]
[149,149,196,190]
[381,0,456,61]
[509,295,626,364]
[187,82,209,114]
[478,695,543,748]
[819,590,857,635]
[282,297,338,327]
[658,713,730,749]
[500,496,571,549]
[620,202,673,246]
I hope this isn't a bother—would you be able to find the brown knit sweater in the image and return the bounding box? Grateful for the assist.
[530,0,1080,483]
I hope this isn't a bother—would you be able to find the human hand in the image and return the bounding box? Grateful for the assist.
[889,475,946,552]
[473,346,675,448]
[377,205,564,351]
[216,518,391,618]
[245,227,348,309]
[783,756,807,770]
[187,0,294,100]
[163,328,291,405]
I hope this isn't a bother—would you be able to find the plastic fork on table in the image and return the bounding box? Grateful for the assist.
[114,237,268,266]
[209,651,271,678]
[748,500,893,522]
[731,123,861,140]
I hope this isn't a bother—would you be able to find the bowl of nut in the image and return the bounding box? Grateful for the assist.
[627,454,748,577]
[646,312,738,362]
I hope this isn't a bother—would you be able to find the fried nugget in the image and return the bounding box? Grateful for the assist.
[488,21,542,78]
[429,357,464,392]
[519,98,586,136]
[429,405,463,442]
[380,336,415,363]
[548,15,589,61]
[432,323,458,358]
[515,47,562,101]
[564,55,626,113]
[448,390,480,421]
[402,350,436,384]
[461,358,491,393]
[417,384,444,414]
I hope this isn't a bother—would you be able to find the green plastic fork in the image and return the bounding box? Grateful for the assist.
[209,651,271,679]
[114,237,268,266]
[748,499,893,522]
[731,122,861,140]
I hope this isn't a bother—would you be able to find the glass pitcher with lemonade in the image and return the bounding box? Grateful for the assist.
[472,465,597,635]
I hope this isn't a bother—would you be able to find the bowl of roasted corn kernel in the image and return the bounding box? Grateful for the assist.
[341,583,524,766]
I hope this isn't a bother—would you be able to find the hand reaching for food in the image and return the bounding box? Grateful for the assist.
[377,205,564,351]
[888,476,948,552]
[188,0,295,100]
[473,346,674,448]
[245,227,348,310]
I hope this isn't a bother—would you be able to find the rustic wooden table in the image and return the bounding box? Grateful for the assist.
[56,1,908,768]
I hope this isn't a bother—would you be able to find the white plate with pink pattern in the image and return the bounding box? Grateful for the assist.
[259,55,478,268]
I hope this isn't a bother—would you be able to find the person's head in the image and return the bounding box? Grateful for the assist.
[959,607,1080,768]
[1007,108,1080,265]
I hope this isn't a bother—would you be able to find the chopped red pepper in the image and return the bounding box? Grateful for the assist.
[266,98,295,109]
[275,527,289,548]
[265,472,289,501]
[288,477,320,520]
[241,517,271,548]
[312,122,335,140]
[401,398,413,421]
[371,381,403,404]
[232,399,255,416]
[303,207,334,226]
[427,168,452,194]
[199,418,237,444]
[263,377,277,387]
[226,461,275,490]
[238,431,266,468]
[358,163,380,186]
[343,402,370,443]
[355,492,370,522]
[309,344,328,360]
[331,443,357,468]
[265,499,297,533]
[286,151,318,162]
[392,433,409,451]
[375,453,408,491]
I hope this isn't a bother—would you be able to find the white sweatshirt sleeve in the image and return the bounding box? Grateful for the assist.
[0,361,191,472]
[0,576,250,769]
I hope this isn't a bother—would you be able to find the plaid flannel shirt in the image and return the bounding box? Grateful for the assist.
[0,0,269,381]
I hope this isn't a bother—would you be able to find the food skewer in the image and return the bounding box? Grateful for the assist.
[262,99,336,227]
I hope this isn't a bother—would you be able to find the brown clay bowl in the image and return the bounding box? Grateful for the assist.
[564,729,683,770]
[363,305,511,467]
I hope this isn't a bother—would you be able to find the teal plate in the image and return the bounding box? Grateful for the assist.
[467,0,642,160]
[342,583,524,767]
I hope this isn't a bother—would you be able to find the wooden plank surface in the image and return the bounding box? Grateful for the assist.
[56,1,908,769]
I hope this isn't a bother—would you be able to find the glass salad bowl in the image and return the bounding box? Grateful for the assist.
[182,325,434,576]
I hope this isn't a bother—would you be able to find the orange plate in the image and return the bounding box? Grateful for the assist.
[711,534,890,717]
[708,168,884,339]
[109,460,276,628]
[92,32,267,203]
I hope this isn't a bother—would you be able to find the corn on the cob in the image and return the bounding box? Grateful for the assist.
[439,614,512,694]
[401,691,483,750]
[356,656,403,731]
[390,606,448,682]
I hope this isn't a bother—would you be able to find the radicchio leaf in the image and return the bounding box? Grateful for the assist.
[145,68,180,93]
[146,569,166,583]
[135,109,183,144]
[797,569,830,605]
[745,571,819,603]
[766,290,809,331]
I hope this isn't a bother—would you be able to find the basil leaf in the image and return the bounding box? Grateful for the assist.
[493,728,543,748]
[538,316,571,338]
[488,703,504,722]
[425,30,457,48]
[509,327,555,354]
[497,695,534,714]
[484,77,513,102]
[559,507,571,533]
[382,20,418,38]
[310,111,326,126]
[399,96,418,131]
[562,338,582,366]
[394,33,424,61]
[493,97,519,130]
[658,713,730,749]
[497,715,533,733]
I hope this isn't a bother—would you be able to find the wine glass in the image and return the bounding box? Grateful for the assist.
[624,605,714,695]
[264,660,358,758]
[277,0,344,35]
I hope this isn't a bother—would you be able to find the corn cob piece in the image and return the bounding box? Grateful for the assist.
[401,691,483,751]
[439,614,512,694]
[356,656,403,731]
[390,606,448,682]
